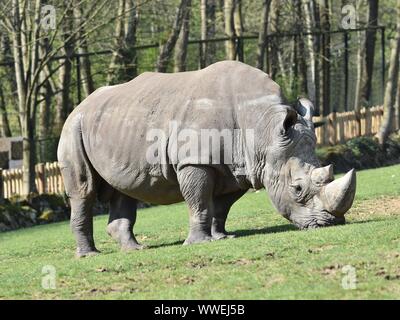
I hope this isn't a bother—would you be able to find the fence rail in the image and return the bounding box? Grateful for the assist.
[0,162,64,199]
[314,105,398,145]
[0,105,397,199]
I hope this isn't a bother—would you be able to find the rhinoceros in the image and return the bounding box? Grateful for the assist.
[58,61,356,257]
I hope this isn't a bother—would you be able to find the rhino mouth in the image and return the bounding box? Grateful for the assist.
[293,211,346,230]
[298,217,346,230]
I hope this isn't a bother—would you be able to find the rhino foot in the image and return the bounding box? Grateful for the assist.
[75,248,100,259]
[212,232,236,240]
[121,242,147,251]
[183,235,213,245]
[107,218,146,252]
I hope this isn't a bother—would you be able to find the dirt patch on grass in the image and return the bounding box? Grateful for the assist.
[348,196,400,219]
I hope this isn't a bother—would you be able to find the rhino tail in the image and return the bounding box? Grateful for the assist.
[57,112,99,200]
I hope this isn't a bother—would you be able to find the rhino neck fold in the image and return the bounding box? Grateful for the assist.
[262,159,286,209]
[231,128,264,190]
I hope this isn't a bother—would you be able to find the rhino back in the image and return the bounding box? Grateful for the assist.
[74,61,282,203]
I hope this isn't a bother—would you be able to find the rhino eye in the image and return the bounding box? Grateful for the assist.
[295,185,302,193]
[290,184,303,196]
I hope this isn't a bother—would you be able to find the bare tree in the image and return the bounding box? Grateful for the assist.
[55,3,75,136]
[157,0,190,72]
[301,0,316,103]
[256,0,272,71]
[9,0,43,193]
[233,0,243,61]
[377,1,400,144]
[0,84,12,137]
[267,0,284,79]
[0,33,12,137]
[319,0,331,116]
[200,0,216,68]
[224,0,236,60]
[0,0,110,194]
[74,3,95,97]
[107,0,140,84]
[361,0,379,106]
[353,1,367,135]
[174,0,191,72]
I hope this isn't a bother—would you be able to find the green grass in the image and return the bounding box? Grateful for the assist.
[0,164,400,299]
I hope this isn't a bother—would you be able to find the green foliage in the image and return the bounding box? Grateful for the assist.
[317,134,400,173]
[345,136,380,158]
[0,164,400,299]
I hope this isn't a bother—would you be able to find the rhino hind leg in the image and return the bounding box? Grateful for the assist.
[106,191,145,251]
[178,166,214,245]
[70,196,100,258]
[58,114,100,258]
[212,189,247,240]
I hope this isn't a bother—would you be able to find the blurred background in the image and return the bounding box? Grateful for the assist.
[0,0,399,195]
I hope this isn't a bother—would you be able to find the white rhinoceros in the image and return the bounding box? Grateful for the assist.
[58,61,356,257]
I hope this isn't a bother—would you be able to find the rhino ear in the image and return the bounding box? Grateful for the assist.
[295,97,315,129]
[283,107,298,132]
[295,97,314,121]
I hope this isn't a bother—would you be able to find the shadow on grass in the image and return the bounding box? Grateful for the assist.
[145,219,383,250]
[147,224,297,249]
[233,224,297,238]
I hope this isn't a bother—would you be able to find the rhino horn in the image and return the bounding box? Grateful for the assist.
[311,165,334,185]
[321,169,356,217]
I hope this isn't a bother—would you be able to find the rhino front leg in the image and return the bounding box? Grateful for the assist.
[106,191,145,251]
[212,189,247,240]
[70,196,100,258]
[178,166,214,245]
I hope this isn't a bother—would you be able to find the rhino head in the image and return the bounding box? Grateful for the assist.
[259,98,356,229]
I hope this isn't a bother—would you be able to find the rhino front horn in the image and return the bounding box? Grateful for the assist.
[322,169,356,217]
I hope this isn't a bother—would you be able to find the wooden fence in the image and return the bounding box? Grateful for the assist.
[0,162,64,199]
[0,105,397,199]
[314,105,399,145]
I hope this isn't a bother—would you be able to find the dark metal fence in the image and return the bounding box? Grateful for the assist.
[0,26,387,162]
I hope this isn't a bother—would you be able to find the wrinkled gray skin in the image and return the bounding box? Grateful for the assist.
[58,61,356,257]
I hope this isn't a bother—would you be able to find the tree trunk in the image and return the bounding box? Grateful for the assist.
[320,0,331,116]
[224,0,236,60]
[121,0,139,81]
[200,0,216,68]
[361,0,379,106]
[174,0,191,72]
[256,0,272,71]
[107,0,126,84]
[55,4,74,136]
[0,35,12,137]
[74,4,95,97]
[200,0,207,68]
[267,0,281,79]
[396,74,400,130]
[312,0,321,114]
[107,0,140,84]
[11,0,41,194]
[0,84,12,137]
[233,0,244,61]
[377,2,400,144]
[301,0,317,103]
[354,1,366,135]
[157,0,190,72]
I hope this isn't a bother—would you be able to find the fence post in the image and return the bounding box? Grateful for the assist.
[37,163,46,194]
[328,112,337,145]
[0,168,3,204]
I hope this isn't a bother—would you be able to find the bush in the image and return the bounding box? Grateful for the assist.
[317,132,400,173]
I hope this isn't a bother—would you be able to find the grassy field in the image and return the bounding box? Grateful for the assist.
[0,164,399,299]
